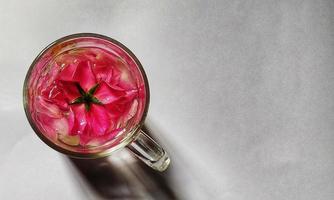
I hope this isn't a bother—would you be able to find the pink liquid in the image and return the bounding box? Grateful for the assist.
[26,41,147,152]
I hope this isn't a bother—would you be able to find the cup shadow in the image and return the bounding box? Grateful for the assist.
[66,125,179,200]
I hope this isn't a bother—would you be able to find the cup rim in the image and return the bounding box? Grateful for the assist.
[23,33,150,158]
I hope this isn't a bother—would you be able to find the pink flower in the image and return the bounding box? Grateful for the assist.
[34,48,140,146]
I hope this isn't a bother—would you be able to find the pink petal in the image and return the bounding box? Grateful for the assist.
[125,99,138,121]
[91,50,121,84]
[115,61,137,90]
[78,133,91,146]
[94,82,126,104]
[103,90,138,118]
[67,108,75,134]
[40,80,83,109]
[110,67,122,85]
[104,103,124,118]
[73,61,96,91]
[70,104,87,135]
[117,80,136,91]
[92,64,114,83]
[57,63,77,81]
[34,96,62,118]
[87,104,111,136]
[33,96,63,138]
[58,80,81,102]
[52,117,69,135]
[125,89,138,99]
[36,114,56,138]
[83,128,123,146]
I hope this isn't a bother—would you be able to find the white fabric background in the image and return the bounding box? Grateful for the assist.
[0,1,333,199]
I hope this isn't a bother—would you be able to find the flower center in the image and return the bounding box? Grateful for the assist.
[69,83,102,111]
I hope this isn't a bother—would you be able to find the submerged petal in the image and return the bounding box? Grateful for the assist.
[73,61,96,91]
[91,51,120,84]
[84,128,123,146]
[41,84,67,110]
[94,82,126,104]
[87,104,111,136]
[92,64,114,83]
[33,96,64,138]
[34,96,62,118]
[30,46,146,148]
[70,104,87,135]
[58,80,82,102]
[103,89,138,117]
[57,63,77,81]
[53,117,69,135]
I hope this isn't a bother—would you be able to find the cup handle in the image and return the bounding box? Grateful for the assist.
[127,129,170,171]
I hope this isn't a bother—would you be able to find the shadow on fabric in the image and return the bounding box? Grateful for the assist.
[66,125,179,200]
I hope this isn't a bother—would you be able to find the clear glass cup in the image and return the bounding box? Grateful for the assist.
[23,33,170,171]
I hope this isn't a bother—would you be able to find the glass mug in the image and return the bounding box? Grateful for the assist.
[23,33,170,171]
